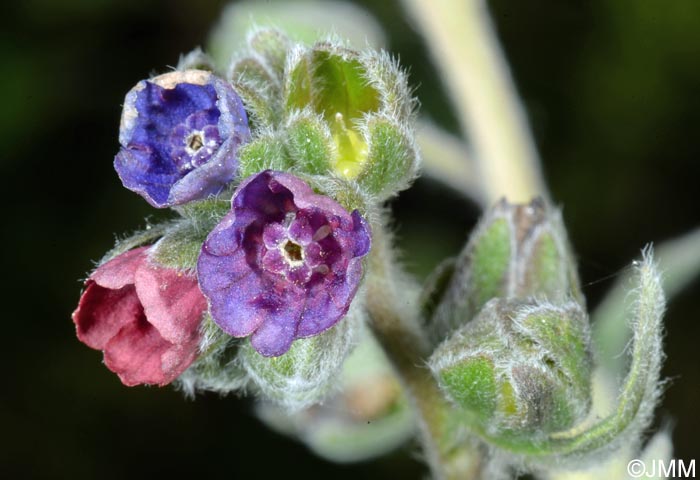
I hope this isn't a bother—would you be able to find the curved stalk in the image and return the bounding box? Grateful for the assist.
[366,219,483,480]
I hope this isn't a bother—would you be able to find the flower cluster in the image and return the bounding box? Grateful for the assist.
[70,22,670,478]
[72,29,420,387]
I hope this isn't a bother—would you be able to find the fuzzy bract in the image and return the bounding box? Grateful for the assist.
[72,247,207,386]
[114,70,250,207]
[197,170,371,357]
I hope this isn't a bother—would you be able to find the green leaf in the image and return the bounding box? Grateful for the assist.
[207,1,386,70]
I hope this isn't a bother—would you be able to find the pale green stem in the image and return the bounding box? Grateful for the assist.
[402,0,547,204]
[366,221,483,480]
[417,120,485,205]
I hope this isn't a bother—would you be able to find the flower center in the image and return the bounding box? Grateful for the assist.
[282,240,304,265]
[185,131,205,155]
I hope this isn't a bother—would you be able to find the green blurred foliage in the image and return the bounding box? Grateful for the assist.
[1,0,698,478]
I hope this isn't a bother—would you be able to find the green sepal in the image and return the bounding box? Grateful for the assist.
[99,221,175,264]
[230,56,282,128]
[360,49,416,123]
[149,221,206,271]
[468,216,512,308]
[430,298,593,443]
[356,116,419,199]
[430,198,582,343]
[177,47,215,72]
[307,174,370,217]
[237,133,294,178]
[241,307,359,411]
[284,110,334,175]
[177,196,231,222]
[440,355,497,421]
[429,208,511,343]
[176,314,248,397]
[419,257,456,322]
[247,28,289,78]
[150,198,230,271]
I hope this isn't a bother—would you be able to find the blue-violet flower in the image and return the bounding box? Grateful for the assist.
[197,170,371,356]
[114,70,250,207]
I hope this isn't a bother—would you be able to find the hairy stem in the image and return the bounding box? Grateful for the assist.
[402,0,547,204]
[366,221,482,480]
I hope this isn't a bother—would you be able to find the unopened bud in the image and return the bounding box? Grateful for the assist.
[241,306,359,411]
[430,298,592,442]
[430,198,582,342]
[284,41,418,198]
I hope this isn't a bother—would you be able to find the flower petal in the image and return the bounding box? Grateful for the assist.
[198,248,266,337]
[90,246,148,289]
[134,258,207,344]
[103,316,198,386]
[250,296,305,357]
[72,283,142,350]
[296,285,346,337]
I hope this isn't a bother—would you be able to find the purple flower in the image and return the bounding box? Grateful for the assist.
[197,170,371,357]
[115,70,250,208]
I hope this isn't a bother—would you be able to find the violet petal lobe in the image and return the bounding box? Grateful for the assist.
[197,170,372,357]
[114,70,250,208]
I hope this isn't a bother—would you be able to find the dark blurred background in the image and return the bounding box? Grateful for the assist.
[2,0,698,478]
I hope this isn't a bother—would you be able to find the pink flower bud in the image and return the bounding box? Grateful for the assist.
[72,247,207,386]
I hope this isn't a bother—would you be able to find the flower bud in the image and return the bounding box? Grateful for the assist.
[254,325,414,462]
[228,32,285,129]
[283,41,419,198]
[228,30,419,199]
[430,198,582,342]
[241,306,360,411]
[429,298,592,441]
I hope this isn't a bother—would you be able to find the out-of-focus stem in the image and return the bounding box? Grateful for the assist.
[417,121,485,206]
[366,221,482,480]
[402,0,548,205]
